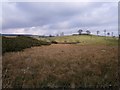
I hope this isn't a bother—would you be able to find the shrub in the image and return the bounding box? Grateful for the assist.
[2,36,51,54]
[51,40,58,44]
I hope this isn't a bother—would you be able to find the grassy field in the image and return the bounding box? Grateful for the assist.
[48,35,118,46]
[2,35,119,88]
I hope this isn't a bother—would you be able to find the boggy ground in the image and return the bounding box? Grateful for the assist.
[2,44,118,88]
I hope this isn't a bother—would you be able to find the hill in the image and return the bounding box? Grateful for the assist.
[38,35,118,46]
[2,34,119,88]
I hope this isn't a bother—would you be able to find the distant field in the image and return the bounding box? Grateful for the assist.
[2,35,119,88]
[48,35,118,46]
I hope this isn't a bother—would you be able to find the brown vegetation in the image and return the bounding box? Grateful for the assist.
[2,44,118,88]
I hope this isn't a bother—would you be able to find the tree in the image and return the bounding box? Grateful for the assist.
[107,32,110,36]
[86,30,91,35]
[49,34,52,37]
[56,34,59,36]
[60,32,64,36]
[104,29,106,36]
[97,31,100,36]
[78,29,83,35]
[111,32,114,37]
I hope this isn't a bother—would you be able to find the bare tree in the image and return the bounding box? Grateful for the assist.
[111,32,114,37]
[56,34,59,36]
[60,32,64,36]
[97,31,100,36]
[104,29,106,36]
[78,29,83,35]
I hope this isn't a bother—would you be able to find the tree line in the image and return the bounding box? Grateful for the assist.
[78,29,114,37]
[49,29,115,37]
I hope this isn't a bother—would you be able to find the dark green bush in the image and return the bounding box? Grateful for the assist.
[51,40,58,44]
[2,36,51,54]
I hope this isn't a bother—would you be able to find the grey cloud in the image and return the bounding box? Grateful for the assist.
[2,2,118,35]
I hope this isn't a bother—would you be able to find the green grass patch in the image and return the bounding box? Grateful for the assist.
[48,35,118,46]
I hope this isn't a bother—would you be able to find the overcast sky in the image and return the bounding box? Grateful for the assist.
[1,2,118,36]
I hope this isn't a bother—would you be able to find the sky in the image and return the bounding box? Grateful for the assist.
[1,1,118,36]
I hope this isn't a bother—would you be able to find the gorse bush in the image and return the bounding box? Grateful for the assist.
[2,36,51,54]
[51,40,58,44]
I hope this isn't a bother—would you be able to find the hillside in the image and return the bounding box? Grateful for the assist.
[38,35,118,46]
[2,35,118,54]
[2,35,119,88]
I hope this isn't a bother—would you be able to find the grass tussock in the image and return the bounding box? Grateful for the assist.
[2,44,118,88]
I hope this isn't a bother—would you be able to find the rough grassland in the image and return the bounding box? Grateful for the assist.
[3,43,118,88]
[48,35,118,46]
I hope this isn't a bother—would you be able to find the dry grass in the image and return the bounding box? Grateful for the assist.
[2,44,118,88]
